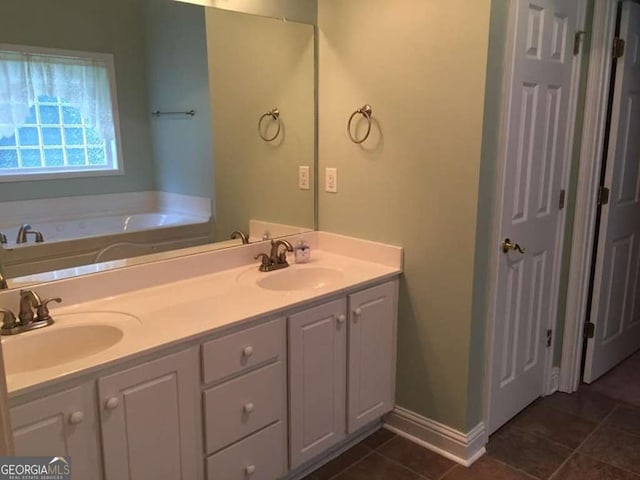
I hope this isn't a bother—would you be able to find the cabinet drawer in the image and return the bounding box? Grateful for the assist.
[202,318,284,384]
[204,361,284,454]
[206,422,285,480]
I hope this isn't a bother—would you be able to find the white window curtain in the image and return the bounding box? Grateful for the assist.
[0,48,115,143]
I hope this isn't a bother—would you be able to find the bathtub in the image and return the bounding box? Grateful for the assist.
[0,212,209,247]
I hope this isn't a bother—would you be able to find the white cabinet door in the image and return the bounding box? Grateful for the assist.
[288,298,347,469]
[11,384,102,480]
[347,280,398,433]
[98,347,201,480]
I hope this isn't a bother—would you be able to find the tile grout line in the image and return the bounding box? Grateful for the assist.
[547,402,620,480]
[326,449,376,480]
[484,451,543,480]
[370,447,431,479]
[434,462,458,480]
[326,434,396,480]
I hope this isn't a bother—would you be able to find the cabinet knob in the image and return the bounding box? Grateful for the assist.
[245,465,256,475]
[243,402,255,414]
[69,411,84,424]
[243,346,254,357]
[337,314,346,324]
[105,397,120,410]
[354,308,363,317]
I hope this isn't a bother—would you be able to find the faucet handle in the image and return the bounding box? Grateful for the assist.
[36,298,62,322]
[0,309,17,331]
[254,253,271,269]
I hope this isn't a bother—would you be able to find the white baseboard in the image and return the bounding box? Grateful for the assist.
[384,407,486,466]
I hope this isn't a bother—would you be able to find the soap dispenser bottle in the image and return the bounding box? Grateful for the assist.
[294,240,311,264]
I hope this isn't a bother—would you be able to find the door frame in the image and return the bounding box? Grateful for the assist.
[482,0,589,439]
[560,0,625,393]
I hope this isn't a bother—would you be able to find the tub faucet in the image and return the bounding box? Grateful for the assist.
[16,224,44,244]
[230,230,249,244]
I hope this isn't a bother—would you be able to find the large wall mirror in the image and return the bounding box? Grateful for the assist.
[0,0,316,289]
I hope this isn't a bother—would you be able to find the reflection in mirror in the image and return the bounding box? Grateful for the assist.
[0,0,316,289]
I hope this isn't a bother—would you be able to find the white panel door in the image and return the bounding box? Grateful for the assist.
[347,281,397,433]
[98,348,200,480]
[490,0,579,433]
[11,385,101,480]
[288,298,347,469]
[585,1,640,382]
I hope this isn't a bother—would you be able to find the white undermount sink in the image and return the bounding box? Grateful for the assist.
[2,311,140,375]
[256,266,344,291]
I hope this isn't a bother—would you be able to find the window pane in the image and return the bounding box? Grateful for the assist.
[39,105,60,124]
[44,149,64,167]
[18,127,39,146]
[23,108,37,125]
[0,134,16,147]
[62,106,82,125]
[64,128,84,145]
[21,149,42,168]
[85,128,105,146]
[38,95,58,103]
[66,148,85,166]
[42,128,62,145]
[88,147,106,165]
[0,150,18,168]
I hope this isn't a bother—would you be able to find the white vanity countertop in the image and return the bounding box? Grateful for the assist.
[2,232,402,396]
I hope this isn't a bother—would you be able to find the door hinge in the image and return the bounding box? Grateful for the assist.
[584,322,595,339]
[546,329,553,347]
[559,189,566,210]
[613,37,625,59]
[598,186,610,205]
[573,31,586,55]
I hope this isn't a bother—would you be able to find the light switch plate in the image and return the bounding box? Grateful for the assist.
[325,168,337,193]
[299,166,310,190]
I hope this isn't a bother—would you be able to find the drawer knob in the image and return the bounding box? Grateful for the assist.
[354,308,363,317]
[243,346,254,357]
[105,397,120,410]
[243,403,255,414]
[337,314,346,324]
[245,465,256,475]
[69,411,84,425]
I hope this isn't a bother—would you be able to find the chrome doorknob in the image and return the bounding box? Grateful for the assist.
[502,238,525,254]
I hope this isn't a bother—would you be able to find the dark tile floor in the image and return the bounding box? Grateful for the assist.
[304,350,640,480]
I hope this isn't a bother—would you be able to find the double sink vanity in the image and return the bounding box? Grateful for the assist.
[0,232,402,480]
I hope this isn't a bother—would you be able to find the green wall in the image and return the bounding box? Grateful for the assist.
[0,0,155,202]
[142,0,214,200]
[318,0,491,431]
[467,0,510,430]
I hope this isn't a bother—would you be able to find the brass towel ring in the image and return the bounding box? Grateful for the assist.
[347,104,373,144]
[258,108,281,142]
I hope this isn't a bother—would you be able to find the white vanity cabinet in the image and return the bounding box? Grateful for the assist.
[11,384,102,480]
[98,347,201,480]
[288,280,398,470]
[201,317,287,480]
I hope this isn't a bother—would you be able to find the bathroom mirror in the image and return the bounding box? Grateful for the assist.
[0,0,316,288]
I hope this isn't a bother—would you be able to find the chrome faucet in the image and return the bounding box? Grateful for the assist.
[254,239,294,272]
[0,289,61,335]
[16,224,44,244]
[230,230,249,244]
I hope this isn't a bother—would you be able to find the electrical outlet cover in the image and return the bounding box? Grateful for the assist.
[325,167,337,193]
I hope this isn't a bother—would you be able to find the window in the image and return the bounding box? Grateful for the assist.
[0,44,122,181]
